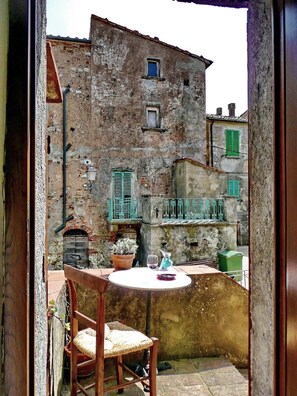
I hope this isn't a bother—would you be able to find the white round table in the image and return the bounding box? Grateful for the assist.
[109,267,192,337]
[108,267,192,291]
[109,267,192,371]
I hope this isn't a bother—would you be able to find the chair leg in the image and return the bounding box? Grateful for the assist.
[115,355,124,394]
[94,357,105,396]
[149,338,159,396]
[70,343,78,396]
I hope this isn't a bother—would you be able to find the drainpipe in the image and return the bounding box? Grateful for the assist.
[55,87,74,233]
[210,121,214,167]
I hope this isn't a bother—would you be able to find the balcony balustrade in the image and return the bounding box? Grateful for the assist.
[162,198,224,221]
[108,197,225,222]
[108,198,142,221]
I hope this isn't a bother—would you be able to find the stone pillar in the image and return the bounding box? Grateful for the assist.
[224,197,238,223]
[141,195,163,225]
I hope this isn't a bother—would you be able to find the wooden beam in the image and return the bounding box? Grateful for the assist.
[175,0,248,8]
[5,0,36,393]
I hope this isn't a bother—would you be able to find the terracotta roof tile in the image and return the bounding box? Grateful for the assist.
[206,114,248,122]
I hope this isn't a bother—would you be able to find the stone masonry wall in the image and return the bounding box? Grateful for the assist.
[89,15,209,218]
[141,222,237,266]
[47,16,210,269]
[47,39,111,269]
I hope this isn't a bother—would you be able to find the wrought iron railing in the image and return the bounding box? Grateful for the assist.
[162,198,224,221]
[108,197,225,222]
[108,198,142,221]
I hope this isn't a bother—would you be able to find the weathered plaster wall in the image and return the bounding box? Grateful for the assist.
[0,1,8,392]
[74,268,248,367]
[89,15,209,212]
[207,118,249,245]
[210,120,248,171]
[248,1,274,394]
[141,222,237,265]
[173,159,225,198]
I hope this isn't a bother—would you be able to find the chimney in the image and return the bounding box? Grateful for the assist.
[216,107,222,116]
[228,103,236,117]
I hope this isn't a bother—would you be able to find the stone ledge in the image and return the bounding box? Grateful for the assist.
[48,264,220,303]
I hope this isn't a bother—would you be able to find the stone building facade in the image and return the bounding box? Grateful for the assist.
[47,14,239,269]
[173,157,226,198]
[206,105,248,245]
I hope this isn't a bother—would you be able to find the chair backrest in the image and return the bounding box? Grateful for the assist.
[64,265,109,359]
[64,265,109,293]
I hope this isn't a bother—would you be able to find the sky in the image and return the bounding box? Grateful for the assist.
[46,0,248,116]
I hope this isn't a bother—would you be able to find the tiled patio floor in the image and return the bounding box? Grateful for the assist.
[61,356,248,396]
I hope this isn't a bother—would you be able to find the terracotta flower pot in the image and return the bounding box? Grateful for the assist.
[64,342,95,378]
[111,253,135,271]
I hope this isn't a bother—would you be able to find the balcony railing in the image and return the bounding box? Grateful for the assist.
[108,198,142,221]
[108,197,225,222]
[163,198,224,221]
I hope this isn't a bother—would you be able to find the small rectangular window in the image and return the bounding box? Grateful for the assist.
[146,107,160,128]
[147,59,159,77]
[228,180,240,198]
[225,129,240,156]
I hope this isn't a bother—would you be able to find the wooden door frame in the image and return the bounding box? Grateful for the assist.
[273,3,286,394]
[4,1,296,395]
[5,0,36,393]
[274,1,297,394]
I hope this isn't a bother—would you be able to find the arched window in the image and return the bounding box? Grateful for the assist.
[63,229,89,268]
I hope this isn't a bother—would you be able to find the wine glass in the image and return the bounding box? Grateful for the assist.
[146,254,159,270]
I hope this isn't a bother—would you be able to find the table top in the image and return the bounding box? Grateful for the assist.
[108,267,192,291]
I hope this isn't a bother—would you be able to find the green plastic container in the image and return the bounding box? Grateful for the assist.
[218,250,243,281]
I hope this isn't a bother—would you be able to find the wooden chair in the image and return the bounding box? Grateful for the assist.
[64,264,159,395]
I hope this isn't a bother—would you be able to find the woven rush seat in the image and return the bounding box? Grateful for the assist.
[74,321,153,359]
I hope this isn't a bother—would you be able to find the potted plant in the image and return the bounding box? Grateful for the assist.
[111,238,138,271]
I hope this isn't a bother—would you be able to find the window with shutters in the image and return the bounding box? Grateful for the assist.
[147,59,160,77]
[228,180,240,199]
[63,229,89,268]
[225,129,240,157]
[112,171,133,219]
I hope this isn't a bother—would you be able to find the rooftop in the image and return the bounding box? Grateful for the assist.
[206,114,248,123]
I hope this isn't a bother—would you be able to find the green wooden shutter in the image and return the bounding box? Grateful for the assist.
[228,180,240,198]
[112,171,132,219]
[226,129,239,156]
[114,172,123,199]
